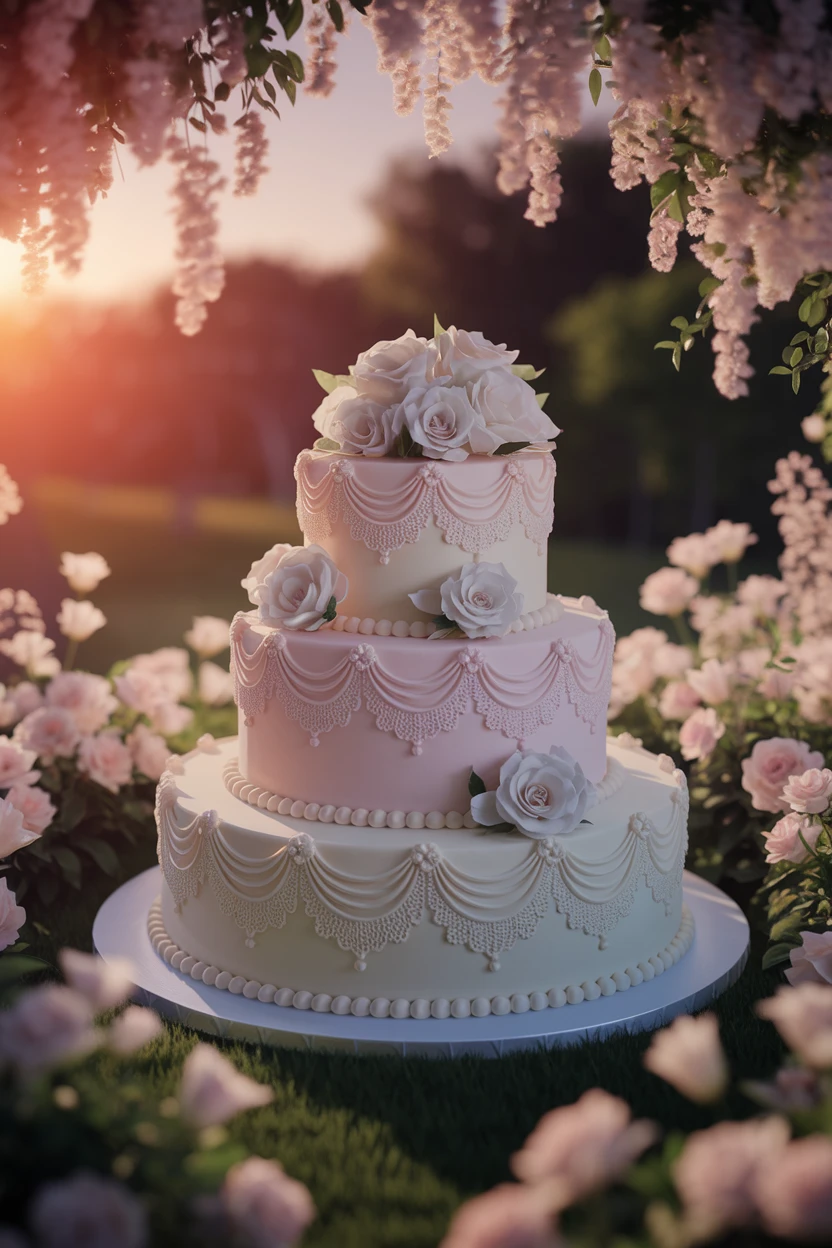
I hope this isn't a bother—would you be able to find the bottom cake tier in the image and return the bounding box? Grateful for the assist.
[152,736,693,1019]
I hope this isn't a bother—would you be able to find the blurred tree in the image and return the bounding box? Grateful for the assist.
[551,263,817,549]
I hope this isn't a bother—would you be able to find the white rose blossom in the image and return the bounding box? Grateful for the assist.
[331,394,397,456]
[466,369,560,453]
[351,329,435,404]
[59,551,111,595]
[434,326,519,384]
[241,543,293,604]
[57,598,107,643]
[311,384,357,441]
[253,544,348,631]
[392,383,481,461]
[471,746,596,840]
[410,561,523,639]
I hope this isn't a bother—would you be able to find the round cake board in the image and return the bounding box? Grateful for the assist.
[93,868,749,1059]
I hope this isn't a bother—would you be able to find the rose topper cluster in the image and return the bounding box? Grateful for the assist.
[311,323,560,460]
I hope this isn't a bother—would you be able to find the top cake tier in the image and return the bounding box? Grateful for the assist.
[294,448,556,624]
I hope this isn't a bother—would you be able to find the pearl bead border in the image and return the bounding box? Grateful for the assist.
[148,898,694,1020]
[319,594,564,640]
[222,754,626,830]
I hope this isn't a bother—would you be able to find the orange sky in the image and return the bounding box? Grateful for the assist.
[0,23,613,304]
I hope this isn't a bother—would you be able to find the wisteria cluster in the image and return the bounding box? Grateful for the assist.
[0,465,235,907]
[4,2,832,411]
[0,948,314,1247]
[441,986,832,1248]
[610,440,832,887]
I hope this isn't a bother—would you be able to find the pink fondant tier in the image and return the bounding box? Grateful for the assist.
[233,597,614,817]
[294,448,556,623]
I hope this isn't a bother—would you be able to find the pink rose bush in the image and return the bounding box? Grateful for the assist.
[741,737,825,814]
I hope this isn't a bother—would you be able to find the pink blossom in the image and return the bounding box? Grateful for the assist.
[14,706,80,762]
[686,658,738,705]
[763,812,821,864]
[233,112,269,197]
[673,1117,790,1236]
[658,680,702,721]
[743,1066,823,1113]
[198,661,234,706]
[643,1013,728,1103]
[57,598,106,643]
[184,615,230,659]
[179,1043,273,1128]
[0,464,23,525]
[77,731,133,793]
[737,574,787,616]
[0,878,25,951]
[510,1089,657,1208]
[782,767,832,814]
[149,701,194,736]
[786,931,832,988]
[667,533,717,579]
[639,567,698,617]
[755,1136,832,1239]
[648,210,683,273]
[7,784,56,836]
[757,983,832,1068]
[679,708,726,762]
[0,630,59,678]
[45,671,117,734]
[802,413,827,443]
[221,1157,316,1248]
[0,984,98,1072]
[439,1184,559,1248]
[167,134,226,337]
[0,796,37,858]
[106,1006,163,1055]
[11,681,44,719]
[758,664,795,700]
[127,647,193,702]
[30,1171,148,1248]
[59,949,135,1011]
[706,520,758,563]
[652,643,693,680]
[689,594,724,632]
[126,723,170,781]
[0,738,38,787]
[741,737,825,813]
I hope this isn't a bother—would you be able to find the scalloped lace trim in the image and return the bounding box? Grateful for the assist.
[231,613,615,750]
[295,451,556,561]
[156,767,688,969]
[148,897,695,1018]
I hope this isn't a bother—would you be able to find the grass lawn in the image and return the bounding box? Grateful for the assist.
[16,481,786,1246]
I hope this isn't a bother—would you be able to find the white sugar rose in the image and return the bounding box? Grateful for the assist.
[331,395,397,457]
[471,746,596,840]
[467,369,560,453]
[410,561,524,639]
[241,543,293,605]
[392,384,481,461]
[352,329,435,404]
[311,384,357,440]
[254,544,348,631]
[434,326,519,384]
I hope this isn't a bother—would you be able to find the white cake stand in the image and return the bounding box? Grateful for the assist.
[93,868,749,1058]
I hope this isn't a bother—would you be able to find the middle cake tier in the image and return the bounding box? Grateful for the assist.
[233,595,614,817]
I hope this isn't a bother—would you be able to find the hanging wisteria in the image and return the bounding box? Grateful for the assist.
[1,0,832,437]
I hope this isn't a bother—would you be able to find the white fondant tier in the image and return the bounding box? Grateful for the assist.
[232,598,615,813]
[294,449,556,623]
[155,737,690,1016]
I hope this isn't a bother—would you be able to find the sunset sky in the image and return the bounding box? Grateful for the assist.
[0,22,613,304]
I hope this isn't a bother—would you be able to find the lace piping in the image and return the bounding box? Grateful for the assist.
[295,451,556,561]
[231,615,614,747]
[156,769,688,968]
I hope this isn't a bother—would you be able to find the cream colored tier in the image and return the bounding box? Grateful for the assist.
[294,449,556,622]
[156,738,690,1013]
[232,598,614,813]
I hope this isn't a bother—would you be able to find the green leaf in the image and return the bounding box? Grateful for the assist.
[0,954,48,987]
[782,345,796,365]
[769,366,792,375]
[433,313,446,337]
[214,82,231,103]
[511,364,545,380]
[790,331,810,345]
[761,942,797,970]
[792,370,802,395]
[535,392,549,408]
[189,117,207,133]
[285,50,305,82]
[813,327,830,354]
[61,788,87,832]
[280,0,303,39]
[321,596,337,624]
[672,343,682,372]
[655,341,677,350]
[312,368,339,393]
[807,297,828,328]
[468,770,486,798]
[790,347,804,368]
[326,0,345,32]
[799,294,815,322]
[666,190,685,223]
[588,67,602,107]
[698,276,721,298]
[595,34,611,59]
[80,838,120,877]
[52,847,82,889]
[313,437,341,452]
[493,441,531,456]
[650,170,679,211]
[670,317,689,330]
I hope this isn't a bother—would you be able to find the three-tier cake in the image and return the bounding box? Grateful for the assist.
[151,327,692,1022]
